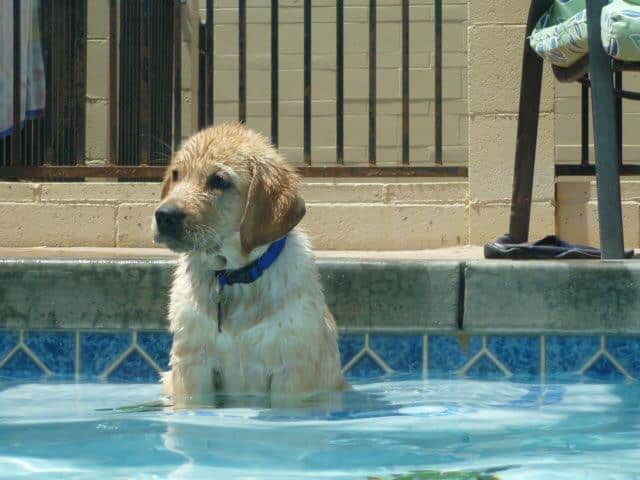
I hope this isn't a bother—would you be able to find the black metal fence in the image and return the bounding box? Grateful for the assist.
[556,61,640,176]
[0,0,466,180]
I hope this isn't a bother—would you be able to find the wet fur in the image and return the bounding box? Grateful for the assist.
[154,123,348,407]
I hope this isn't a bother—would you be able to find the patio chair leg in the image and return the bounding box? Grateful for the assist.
[509,0,554,243]
[587,0,625,259]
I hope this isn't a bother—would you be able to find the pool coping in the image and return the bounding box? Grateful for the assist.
[1,250,640,334]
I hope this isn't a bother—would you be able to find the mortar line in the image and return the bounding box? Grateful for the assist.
[75,330,81,381]
[0,344,21,369]
[21,343,52,376]
[603,350,634,381]
[423,335,428,378]
[540,335,546,383]
[366,347,392,374]
[484,349,511,377]
[100,344,135,380]
[341,348,366,375]
[459,349,485,376]
[579,349,605,375]
[135,344,162,374]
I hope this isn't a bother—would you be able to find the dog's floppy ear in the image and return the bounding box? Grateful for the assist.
[160,168,172,200]
[240,160,306,254]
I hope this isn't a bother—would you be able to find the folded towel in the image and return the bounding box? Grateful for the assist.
[485,234,635,259]
[0,0,46,139]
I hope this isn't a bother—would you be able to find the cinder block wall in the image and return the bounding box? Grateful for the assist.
[3,0,640,250]
[204,0,468,166]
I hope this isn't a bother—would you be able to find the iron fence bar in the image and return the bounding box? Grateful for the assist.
[369,0,376,165]
[173,0,182,150]
[615,70,623,167]
[206,0,214,126]
[271,0,279,147]
[434,0,443,165]
[0,165,469,180]
[74,0,87,165]
[57,0,67,164]
[616,88,640,100]
[613,60,640,71]
[139,0,151,165]
[402,0,409,165]
[557,164,640,175]
[41,0,52,165]
[198,21,206,130]
[63,0,71,165]
[304,0,311,165]
[109,0,117,165]
[61,0,68,164]
[581,82,589,167]
[336,0,344,164]
[239,0,246,123]
[12,0,21,166]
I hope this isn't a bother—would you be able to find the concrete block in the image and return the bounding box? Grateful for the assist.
[469,25,554,114]
[464,261,640,334]
[117,204,156,248]
[41,183,160,203]
[0,183,39,202]
[469,202,555,245]
[303,204,468,250]
[0,260,174,329]
[384,182,468,204]
[469,114,555,202]
[469,0,529,25]
[0,203,116,247]
[321,260,461,331]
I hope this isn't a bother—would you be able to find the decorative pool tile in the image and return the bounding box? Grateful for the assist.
[427,335,482,377]
[369,335,422,373]
[583,356,627,381]
[487,336,540,377]
[109,350,160,383]
[24,331,75,376]
[0,330,18,359]
[338,334,364,367]
[1,349,44,378]
[347,355,386,378]
[545,336,601,375]
[606,337,640,378]
[1,330,640,382]
[80,332,132,377]
[466,355,506,380]
[137,331,172,371]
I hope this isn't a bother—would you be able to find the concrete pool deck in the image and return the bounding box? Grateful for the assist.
[1,247,639,335]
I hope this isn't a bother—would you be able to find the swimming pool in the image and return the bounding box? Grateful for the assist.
[2,257,640,479]
[1,375,638,479]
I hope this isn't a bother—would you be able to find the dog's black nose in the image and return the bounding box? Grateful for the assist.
[155,205,186,237]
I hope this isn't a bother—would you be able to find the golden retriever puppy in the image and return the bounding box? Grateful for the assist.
[153,122,347,407]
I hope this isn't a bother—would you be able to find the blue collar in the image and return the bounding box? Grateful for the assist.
[214,235,287,332]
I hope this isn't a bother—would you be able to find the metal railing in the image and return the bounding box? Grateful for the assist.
[556,62,640,176]
[0,0,467,180]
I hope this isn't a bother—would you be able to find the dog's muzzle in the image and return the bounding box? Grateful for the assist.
[155,204,186,239]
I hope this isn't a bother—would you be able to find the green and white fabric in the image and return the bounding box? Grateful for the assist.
[529,0,588,68]
[602,0,640,61]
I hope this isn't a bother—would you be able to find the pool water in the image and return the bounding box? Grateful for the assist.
[1,376,639,479]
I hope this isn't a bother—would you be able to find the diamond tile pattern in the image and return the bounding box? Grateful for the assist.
[0,330,639,382]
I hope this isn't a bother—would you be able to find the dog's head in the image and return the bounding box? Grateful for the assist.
[153,123,305,256]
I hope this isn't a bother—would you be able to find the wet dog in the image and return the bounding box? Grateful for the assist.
[153,123,348,407]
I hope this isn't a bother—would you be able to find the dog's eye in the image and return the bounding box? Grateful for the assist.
[207,174,231,191]
[172,169,179,182]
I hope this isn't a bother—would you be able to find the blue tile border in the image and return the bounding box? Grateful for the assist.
[1,330,640,382]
